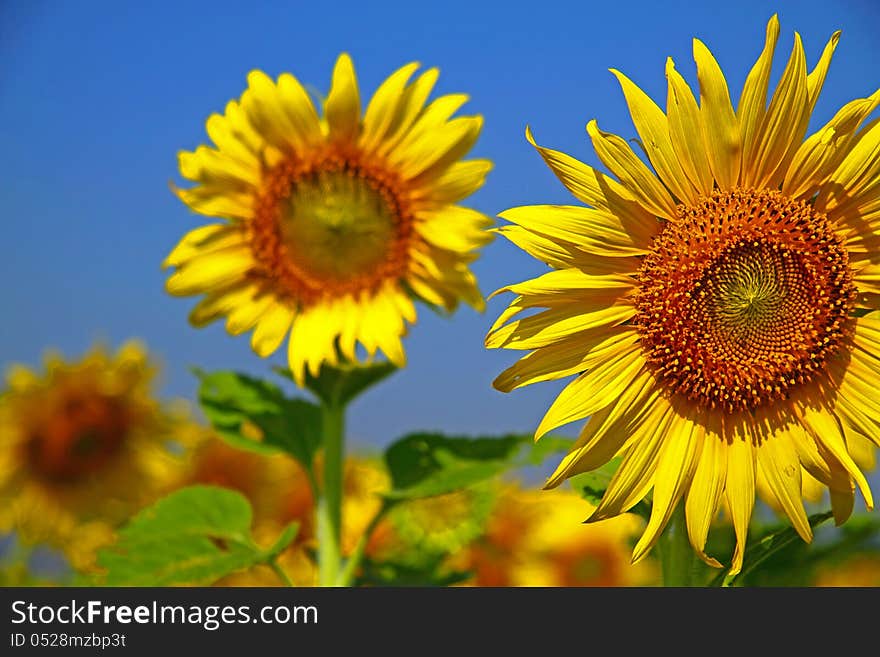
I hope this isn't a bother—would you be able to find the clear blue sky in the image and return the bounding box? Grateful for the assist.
[1,0,878,451]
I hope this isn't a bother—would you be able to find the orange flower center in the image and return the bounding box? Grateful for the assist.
[635,189,855,413]
[25,391,129,482]
[250,155,413,304]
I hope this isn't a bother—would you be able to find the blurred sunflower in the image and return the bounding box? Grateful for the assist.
[488,15,880,573]
[388,485,495,554]
[456,487,656,586]
[0,341,191,570]
[165,53,492,383]
[814,554,880,586]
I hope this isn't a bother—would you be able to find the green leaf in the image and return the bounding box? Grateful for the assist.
[96,486,296,586]
[275,360,398,406]
[196,369,322,468]
[710,510,835,587]
[383,433,528,500]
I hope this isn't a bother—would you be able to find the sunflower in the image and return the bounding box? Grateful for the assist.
[455,487,655,586]
[0,341,191,570]
[389,485,495,554]
[164,54,492,382]
[487,15,880,574]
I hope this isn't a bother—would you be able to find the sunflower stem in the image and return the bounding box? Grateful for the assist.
[660,502,695,587]
[317,398,345,586]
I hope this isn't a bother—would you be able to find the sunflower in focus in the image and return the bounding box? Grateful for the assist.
[0,341,190,570]
[488,15,880,573]
[456,487,655,586]
[164,54,492,383]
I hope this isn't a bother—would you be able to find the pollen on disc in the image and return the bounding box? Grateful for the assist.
[634,188,856,413]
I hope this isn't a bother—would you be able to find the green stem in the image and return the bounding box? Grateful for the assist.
[268,558,294,587]
[317,399,345,586]
[660,501,695,587]
[337,501,394,587]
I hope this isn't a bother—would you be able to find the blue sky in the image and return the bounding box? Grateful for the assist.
[1,0,878,453]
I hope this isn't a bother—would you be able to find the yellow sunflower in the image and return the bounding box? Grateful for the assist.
[389,485,495,554]
[454,487,656,586]
[164,53,492,382]
[487,15,880,574]
[0,341,191,570]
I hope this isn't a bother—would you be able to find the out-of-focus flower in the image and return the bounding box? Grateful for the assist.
[165,53,492,384]
[455,487,658,586]
[388,486,495,555]
[814,555,880,587]
[0,341,192,570]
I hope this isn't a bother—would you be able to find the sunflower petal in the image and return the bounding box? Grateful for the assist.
[693,38,741,189]
[586,120,678,220]
[325,53,361,144]
[610,68,698,204]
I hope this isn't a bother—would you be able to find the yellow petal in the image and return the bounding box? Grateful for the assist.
[492,225,586,270]
[535,341,643,439]
[413,159,492,204]
[685,429,728,568]
[799,404,873,510]
[165,248,254,296]
[499,205,651,256]
[242,71,305,152]
[586,119,678,220]
[543,369,658,487]
[187,282,259,327]
[693,38,741,189]
[393,116,483,180]
[206,100,262,160]
[744,34,809,189]
[525,127,659,239]
[178,145,259,188]
[325,53,361,144]
[486,300,634,351]
[588,397,674,521]
[225,292,274,336]
[416,205,493,253]
[665,59,714,196]
[783,91,880,199]
[806,30,842,114]
[162,224,245,269]
[756,430,812,542]
[816,118,880,218]
[360,62,420,152]
[250,303,296,357]
[611,68,698,205]
[376,68,440,156]
[725,430,756,576]
[632,412,702,563]
[737,15,780,184]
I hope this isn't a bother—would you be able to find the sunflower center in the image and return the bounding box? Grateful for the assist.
[251,157,412,304]
[25,392,129,482]
[635,189,855,413]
